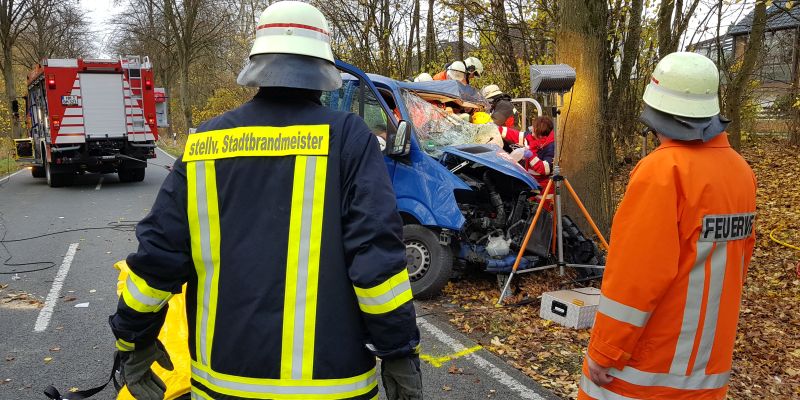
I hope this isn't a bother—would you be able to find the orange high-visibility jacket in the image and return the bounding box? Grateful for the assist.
[579,133,756,400]
[432,70,447,81]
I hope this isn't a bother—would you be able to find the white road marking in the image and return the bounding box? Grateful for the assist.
[0,168,26,183]
[418,317,546,400]
[95,176,104,191]
[34,243,80,332]
[157,147,177,160]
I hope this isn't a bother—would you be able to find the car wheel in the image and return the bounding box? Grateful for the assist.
[404,224,453,299]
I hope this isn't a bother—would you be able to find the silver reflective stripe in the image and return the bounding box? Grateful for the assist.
[693,241,728,374]
[125,276,168,308]
[610,366,730,390]
[356,279,412,306]
[579,374,637,400]
[195,161,215,366]
[291,156,317,379]
[670,241,713,374]
[598,294,650,327]
[192,365,377,396]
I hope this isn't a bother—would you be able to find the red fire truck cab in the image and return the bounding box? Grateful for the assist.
[17,56,159,187]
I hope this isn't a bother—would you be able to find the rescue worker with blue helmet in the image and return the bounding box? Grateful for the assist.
[108,2,422,399]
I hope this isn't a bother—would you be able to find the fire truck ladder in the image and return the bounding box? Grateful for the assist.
[122,55,146,137]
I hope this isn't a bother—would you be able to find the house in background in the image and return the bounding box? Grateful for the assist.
[690,1,800,132]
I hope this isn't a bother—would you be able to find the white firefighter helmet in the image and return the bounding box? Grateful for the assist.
[447,61,467,73]
[464,56,484,77]
[237,1,341,90]
[414,73,433,82]
[642,52,720,118]
[481,84,503,99]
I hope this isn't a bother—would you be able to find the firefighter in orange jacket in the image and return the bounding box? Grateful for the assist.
[579,52,757,400]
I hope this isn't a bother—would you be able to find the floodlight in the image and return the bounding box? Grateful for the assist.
[529,64,576,94]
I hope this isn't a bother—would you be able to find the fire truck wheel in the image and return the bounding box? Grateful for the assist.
[118,167,146,183]
[31,166,45,178]
[45,158,73,188]
[404,224,453,299]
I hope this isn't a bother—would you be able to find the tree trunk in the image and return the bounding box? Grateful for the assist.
[606,0,643,148]
[425,0,436,68]
[179,53,193,132]
[490,0,522,93]
[556,0,612,234]
[3,43,20,138]
[406,0,420,77]
[457,3,464,61]
[724,1,766,150]
[657,0,676,58]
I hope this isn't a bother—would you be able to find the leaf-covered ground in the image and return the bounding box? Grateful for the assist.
[425,135,800,399]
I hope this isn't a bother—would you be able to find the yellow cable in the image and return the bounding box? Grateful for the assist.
[769,227,800,251]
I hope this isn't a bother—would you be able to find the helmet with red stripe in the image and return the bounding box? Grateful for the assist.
[237,1,341,90]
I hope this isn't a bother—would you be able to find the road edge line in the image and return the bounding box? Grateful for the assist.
[34,243,80,332]
[418,317,546,400]
[157,147,177,161]
[0,168,26,183]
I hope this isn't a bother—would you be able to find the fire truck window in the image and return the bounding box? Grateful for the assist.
[128,69,141,78]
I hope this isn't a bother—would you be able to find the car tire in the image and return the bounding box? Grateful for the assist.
[45,158,72,187]
[31,166,45,178]
[403,224,453,299]
[118,167,146,183]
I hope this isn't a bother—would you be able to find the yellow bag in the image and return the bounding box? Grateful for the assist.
[115,261,192,399]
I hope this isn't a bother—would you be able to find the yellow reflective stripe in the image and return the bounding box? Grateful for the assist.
[183,125,330,161]
[115,338,135,352]
[191,386,213,400]
[128,269,172,302]
[353,269,413,315]
[187,161,204,362]
[302,156,327,379]
[191,361,377,400]
[204,160,222,365]
[188,161,222,367]
[282,156,307,379]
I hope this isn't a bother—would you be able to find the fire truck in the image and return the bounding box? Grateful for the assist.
[15,56,159,187]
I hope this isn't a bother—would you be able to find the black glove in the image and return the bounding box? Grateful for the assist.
[381,354,423,400]
[118,340,174,400]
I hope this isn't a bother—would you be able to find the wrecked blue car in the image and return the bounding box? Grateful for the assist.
[323,61,602,298]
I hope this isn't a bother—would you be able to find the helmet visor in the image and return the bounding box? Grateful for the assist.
[237,53,342,91]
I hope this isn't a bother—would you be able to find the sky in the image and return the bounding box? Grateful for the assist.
[80,0,116,57]
[79,0,754,58]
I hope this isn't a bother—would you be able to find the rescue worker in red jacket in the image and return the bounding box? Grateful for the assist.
[525,116,555,195]
[579,52,757,400]
[109,2,422,400]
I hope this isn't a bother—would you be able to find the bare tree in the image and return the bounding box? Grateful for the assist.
[425,0,436,68]
[725,0,767,150]
[0,0,32,138]
[657,0,701,58]
[16,0,94,68]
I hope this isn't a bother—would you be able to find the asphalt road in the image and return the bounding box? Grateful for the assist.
[0,149,557,400]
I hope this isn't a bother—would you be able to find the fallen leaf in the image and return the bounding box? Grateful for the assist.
[442,385,452,391]
[447,364,464,374]
[63,297,76,302]
[44,357,53,363]
[5,356,14,362]
[50,347,60,352]
[69,387,79,392]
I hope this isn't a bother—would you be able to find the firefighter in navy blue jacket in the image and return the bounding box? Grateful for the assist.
[108,2,422,399]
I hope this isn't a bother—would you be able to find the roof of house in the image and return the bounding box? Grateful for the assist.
[729,1,800,36]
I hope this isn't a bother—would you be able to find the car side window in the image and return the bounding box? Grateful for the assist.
[321,78,395,152]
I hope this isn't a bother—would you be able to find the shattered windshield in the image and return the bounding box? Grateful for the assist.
[401,90,502,156]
